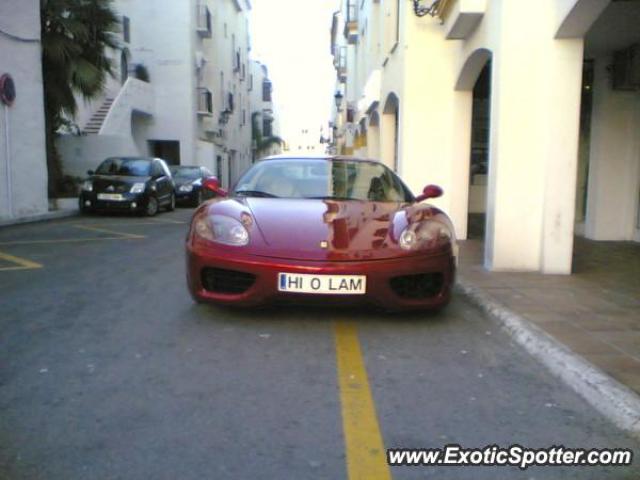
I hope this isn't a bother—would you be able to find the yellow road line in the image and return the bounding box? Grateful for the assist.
[334,322,391,480]
[73,224,145,239]
[0,251,43,271]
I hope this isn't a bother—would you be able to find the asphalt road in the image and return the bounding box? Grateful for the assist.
[0,209,638,480]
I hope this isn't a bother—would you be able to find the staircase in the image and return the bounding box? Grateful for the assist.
[83,97,115,134]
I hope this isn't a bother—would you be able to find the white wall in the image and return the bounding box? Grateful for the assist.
[57,135,139,178]
[0,0,48,220]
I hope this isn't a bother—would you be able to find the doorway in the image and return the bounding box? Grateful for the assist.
[467,61,492,240]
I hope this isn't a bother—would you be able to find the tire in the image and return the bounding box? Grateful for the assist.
[146,196,159,216]
[167,193,176,212]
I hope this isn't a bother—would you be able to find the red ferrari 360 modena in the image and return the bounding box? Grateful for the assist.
[185,156,457,311]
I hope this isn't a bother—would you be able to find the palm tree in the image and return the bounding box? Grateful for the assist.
[41,0,120,196]
[252,112,283,160]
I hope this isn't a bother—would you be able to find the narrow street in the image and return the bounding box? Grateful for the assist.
[1,211,637,479]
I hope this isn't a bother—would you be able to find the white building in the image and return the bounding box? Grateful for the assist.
[0,0,49,221]
[58,0,265,189]
[249,60,282,161]
[331,0,640,274]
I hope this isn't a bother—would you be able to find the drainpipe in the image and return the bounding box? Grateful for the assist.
[3,104,12,218]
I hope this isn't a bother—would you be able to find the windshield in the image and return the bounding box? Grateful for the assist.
[170,166,202,179]
[233,159,413,202]
[96,158,151,177]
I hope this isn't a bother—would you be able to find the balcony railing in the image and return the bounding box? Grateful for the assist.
[197,88,213,115]
[196,4,212,37]
[344,0,358,44]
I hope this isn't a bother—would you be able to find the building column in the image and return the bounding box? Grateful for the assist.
[485,31,583,272]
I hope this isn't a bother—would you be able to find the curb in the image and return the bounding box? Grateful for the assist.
[0,209,79,228]
[455,278,640,439]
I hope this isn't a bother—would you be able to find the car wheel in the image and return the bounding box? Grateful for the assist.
[167,193,176,212]
[146,196,159,216]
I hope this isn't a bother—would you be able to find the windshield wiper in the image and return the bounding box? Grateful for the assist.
[304,195,355,201]
[235,190,279,198]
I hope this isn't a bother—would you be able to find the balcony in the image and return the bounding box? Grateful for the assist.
[196,4,212,38]
[197,88,213,116]
[344,0,359,44]
[441,0,486,40]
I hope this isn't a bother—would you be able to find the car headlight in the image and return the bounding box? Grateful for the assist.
[179,184,194,193]
[82,180,93,192]
[194,215,249,246]
[399,221,452,251]
[130,183,146,194]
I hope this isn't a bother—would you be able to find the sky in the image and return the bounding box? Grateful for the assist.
[250,0,341,147]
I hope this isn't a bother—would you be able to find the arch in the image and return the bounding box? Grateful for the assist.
[455,48,492,91]
[369,110,380,127]
[383,92,399,114]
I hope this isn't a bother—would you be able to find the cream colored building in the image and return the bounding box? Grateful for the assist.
[58,0,275,188]
[0,0,48,221]
[331,0,640,274]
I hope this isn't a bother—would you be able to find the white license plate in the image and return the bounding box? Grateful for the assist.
[278,273,366,295]
[97,193,125,201]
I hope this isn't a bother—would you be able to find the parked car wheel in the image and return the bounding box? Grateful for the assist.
[146,196,159,216]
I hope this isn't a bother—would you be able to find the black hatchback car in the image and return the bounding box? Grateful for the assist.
[79,157,175,216]
[170,165,215,206]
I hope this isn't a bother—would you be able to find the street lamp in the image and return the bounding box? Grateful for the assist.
[334,91,344,112]
[411,0,441,17]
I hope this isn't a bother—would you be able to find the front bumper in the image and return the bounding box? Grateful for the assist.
[80,191,148,212]
[186,244,455,311]
[175,190,198,204]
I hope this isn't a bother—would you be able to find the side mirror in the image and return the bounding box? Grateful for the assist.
[415,184,443,203]
[203,177,228,197]
[87,170,94,176]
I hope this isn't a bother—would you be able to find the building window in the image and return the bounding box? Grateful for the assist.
[347,107,355,123]
[263,119,273,137]
[197,88,213,114]
[122,16,130,43]
[262,80,272,102]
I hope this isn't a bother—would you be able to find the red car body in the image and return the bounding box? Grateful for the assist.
[185,157,457,311]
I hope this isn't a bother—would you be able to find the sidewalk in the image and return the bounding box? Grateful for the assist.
[458,237,640,393]
[0,209,78,228]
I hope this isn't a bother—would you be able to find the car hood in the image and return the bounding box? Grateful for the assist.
[238,198,418,261]
[91,175,151,193]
